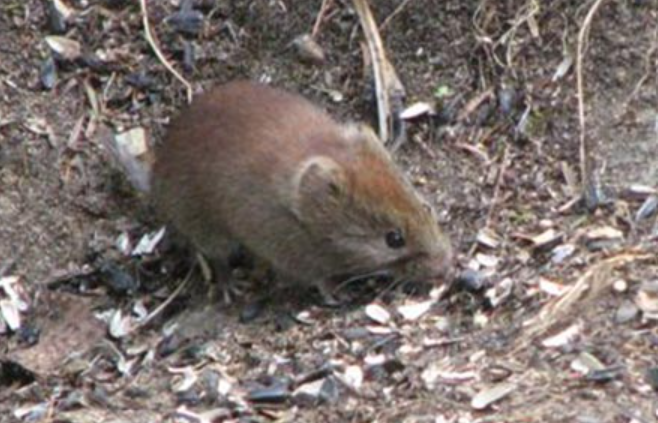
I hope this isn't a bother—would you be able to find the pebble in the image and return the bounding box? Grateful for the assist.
[615,300,639,324]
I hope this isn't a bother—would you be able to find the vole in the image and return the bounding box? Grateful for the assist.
[108,80,453,299]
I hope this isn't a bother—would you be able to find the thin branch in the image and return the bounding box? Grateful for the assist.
[353,0,390,142]
[312,0,334,38]
[139,0,193,104]
[576,0,606,206]
[353,0,405,146]
[379,0,414,31]
[485,144,510,229]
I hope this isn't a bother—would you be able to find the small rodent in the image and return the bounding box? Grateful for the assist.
[120,81,453,297]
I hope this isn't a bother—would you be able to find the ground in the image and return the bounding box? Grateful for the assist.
[1,0,657,422]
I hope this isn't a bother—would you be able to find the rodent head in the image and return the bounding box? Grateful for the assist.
[290,124,453,285]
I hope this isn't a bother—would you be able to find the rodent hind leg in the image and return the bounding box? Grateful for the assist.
[315,279,343,308]
[194,237,247,304]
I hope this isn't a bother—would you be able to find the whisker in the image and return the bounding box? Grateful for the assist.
[332,269,392,295]
[375,276,407,301]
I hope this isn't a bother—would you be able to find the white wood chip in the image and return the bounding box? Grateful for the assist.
[170,366,199,392]
[342,365,364,390]
[538,278,568,297]
[108,309,132,338]
[397,300,433,321]
[471,382,516,410]
[365,303,391,325]
[541,324,581,348]
[44,36,82,61]
[531,229,562,247]
[132,227,166,256]
[115,127,148,157]
[115,232,132,255]
[585,226,624,241]
[0,299,21,331]
[475,253,499,268]
[400,102,434,120]
[476,229,501,249]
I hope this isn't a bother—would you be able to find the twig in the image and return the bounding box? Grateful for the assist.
[575,0,606,207]
[379,0,414,31]
[352,0,405,145]
[484,144,510,229]
[466,144,509,257]
[311,0,334,38]
[129,265,194,334]
[513,251,652,353]
[139,0,193,104]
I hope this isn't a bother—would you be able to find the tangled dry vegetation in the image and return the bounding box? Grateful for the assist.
[1,0,657,422]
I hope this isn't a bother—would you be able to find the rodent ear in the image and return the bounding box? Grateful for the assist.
[291,156,346,220]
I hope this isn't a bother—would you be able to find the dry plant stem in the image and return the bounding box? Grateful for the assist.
[576,0,606,205]
[379,0,414,31]
[128,265,194,335]
[352,0,394,143]
[311,0,333,38]
[139,0,193,104]
[516,251,651,352]
[485,144,510,229]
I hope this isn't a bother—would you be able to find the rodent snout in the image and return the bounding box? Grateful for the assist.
[401,246,454,284]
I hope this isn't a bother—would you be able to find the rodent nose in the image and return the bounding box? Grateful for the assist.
[428,247,455,282]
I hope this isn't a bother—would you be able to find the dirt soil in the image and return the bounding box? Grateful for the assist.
[1,1,658,422]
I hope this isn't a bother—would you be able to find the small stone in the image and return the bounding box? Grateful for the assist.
[40,56,57,90]
[615,300,639,324]
[457,269,487,292]
[247,381,290,404]
[292,34,325,65]
[646,367,658,390]
[551,244,576,264]
[239,300,265,323]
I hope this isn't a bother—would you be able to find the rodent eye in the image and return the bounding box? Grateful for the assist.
[385,229,406,249]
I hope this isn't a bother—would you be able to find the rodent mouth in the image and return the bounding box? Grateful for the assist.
[396,253,454,285]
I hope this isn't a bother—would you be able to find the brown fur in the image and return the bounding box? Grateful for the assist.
[152,80,452,289]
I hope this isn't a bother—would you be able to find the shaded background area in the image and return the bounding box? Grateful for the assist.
[0,1,657,422]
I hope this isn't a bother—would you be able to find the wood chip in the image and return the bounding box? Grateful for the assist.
[471,382,516,410]
[400,102,434,120]
[365,303,391,325]
[541,324,581,348]
[397,300,433,321]
[45,35,82,61]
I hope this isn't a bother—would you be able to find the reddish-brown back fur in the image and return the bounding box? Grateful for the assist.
[152,80,452,287]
